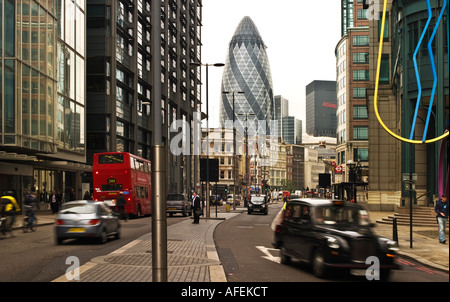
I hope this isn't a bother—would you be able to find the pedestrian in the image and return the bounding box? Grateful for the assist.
[435,194,448,244]
[49,190,59,214]
[68,188,76,201]
[116,192,128,221]
[192,191,202,224]
[83,191,91,200]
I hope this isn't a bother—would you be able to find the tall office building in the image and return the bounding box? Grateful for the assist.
[0,0,88,200]
[86,0,203,195]
[282,116,302,145]
[219,16,274,134]
[335,0,370,186]
[274,95,289,137]
[305,80,337,138]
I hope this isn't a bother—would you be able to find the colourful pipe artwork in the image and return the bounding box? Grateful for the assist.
[373,0,448,144]
[373,0,448,199]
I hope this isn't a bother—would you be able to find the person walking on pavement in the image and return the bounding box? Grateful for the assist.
[83,191,91,200]
[192,191,202,224]
[435,194,448,244]
[49,190,59,214]
[116,192,128,221]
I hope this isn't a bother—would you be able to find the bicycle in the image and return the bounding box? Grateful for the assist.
[0,215,14,238]
[22,213,37,233]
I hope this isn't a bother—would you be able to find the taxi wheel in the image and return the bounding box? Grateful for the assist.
[280,246,291,265]
[312,249,328,278]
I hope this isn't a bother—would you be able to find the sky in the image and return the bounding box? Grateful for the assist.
[200,0,342,131]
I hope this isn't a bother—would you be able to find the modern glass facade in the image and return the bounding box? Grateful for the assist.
[220,16,274,133]
[274,95,289,138]
[305,80,337,138]
[86,0,203,194]
[0,0,87,201]
[282,116,302,145]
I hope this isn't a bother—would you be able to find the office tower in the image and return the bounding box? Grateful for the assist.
[219,16,274,134]
[282,116,302,145]
[335,0,369,191]
[274,95,289,137]
[86,0,203,194]
[0,0,88,199]
[305,80,337,138]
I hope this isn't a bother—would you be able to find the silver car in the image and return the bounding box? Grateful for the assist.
[166,194,192,217]
[55,200,121,244]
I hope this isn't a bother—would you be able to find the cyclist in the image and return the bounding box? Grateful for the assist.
[23,188,38,229]
[1,191,21,231]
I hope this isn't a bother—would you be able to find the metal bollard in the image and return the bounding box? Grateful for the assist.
[392,217,398,245]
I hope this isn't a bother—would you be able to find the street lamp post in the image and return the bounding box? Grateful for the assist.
[151,0,166,282]
[222,91,245,210]
[191,62,224,218]
[238,113,255,204]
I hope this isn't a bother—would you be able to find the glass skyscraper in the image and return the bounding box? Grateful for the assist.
[219,16,274,133]
[0,0,87,200]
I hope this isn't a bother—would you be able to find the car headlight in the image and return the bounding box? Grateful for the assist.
[386,240,399,251]
[327,237,340,249]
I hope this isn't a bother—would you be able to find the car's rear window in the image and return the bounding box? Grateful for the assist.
[60,203,96,214]
[167,194,184,200]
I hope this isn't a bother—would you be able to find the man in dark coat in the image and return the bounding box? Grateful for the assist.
[435,194,448,243]
[192,191,202,224]
[116,192,128,221]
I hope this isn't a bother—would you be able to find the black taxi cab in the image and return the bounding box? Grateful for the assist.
[273,199,399,279]
[248,194,269,215]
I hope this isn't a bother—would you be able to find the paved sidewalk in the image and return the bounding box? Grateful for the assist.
[370,211,448,273]
[10,203,448,283]
[52,212,240,282]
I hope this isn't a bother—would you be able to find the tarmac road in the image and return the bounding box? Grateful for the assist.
[0,215,185,282]
[214,203,449,282]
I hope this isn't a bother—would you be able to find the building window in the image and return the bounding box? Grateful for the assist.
[354,148,369,162]
[378,12,389,41]
[357,9,368,20]
[353,105,368,119]
[353,70,369,81]
[353,35,369,47]
[353,87,366,99]
[380,55,390,83]
[353,52,369,64]
[353,126,369,140]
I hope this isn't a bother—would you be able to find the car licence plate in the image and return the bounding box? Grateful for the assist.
[69,228,86,233]
[168,208,177,211]
[350,269,366,276]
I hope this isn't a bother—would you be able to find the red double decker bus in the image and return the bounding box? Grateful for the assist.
[93,152,151,217]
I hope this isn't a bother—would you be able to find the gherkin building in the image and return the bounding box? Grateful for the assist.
[219,16,274,133]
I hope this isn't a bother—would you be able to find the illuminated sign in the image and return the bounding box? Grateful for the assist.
[322,102,337,109]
